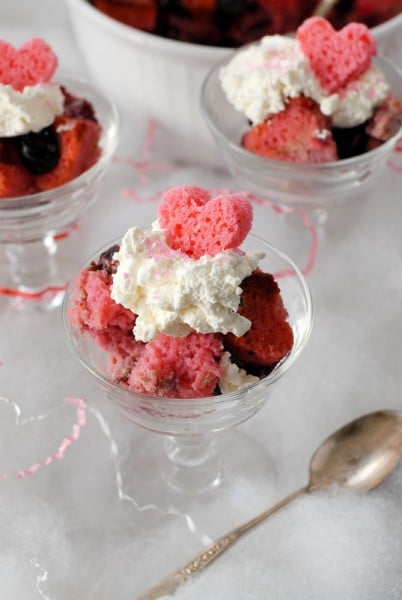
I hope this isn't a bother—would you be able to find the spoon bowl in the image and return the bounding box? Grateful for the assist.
[309,410,402,492]
[137,409,402,600]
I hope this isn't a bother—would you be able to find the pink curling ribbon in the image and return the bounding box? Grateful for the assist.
[0,226,78,300]
[113,119,174,187]
[0,284,67,300]
[0,397,87,480]
[248,193,318,277]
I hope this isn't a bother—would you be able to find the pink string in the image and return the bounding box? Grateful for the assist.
[120,188,163,205]
[0,397,87,481]
[208,188,318,276]
[112,119,174,186]
[248,193,318,276]
[0,284,67,300]
[0,226,78,300]
[53,222,80,241]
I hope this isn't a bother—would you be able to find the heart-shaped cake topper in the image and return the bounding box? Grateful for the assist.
[158,185,253,259]
[297,17,376,94]
[0,38,58,92]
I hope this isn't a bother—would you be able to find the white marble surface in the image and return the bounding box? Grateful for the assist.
[0,2,402,599]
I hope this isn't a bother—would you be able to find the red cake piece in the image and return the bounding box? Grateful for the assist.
[35,116,102,191]
[242,97,338,163]
[127,332,223,398]
[158,185,253,258]
[0,163,34,198]
[297,17,376,93]
[224,271,294,369]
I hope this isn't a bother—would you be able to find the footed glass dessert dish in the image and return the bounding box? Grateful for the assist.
[201,54,402,213]
[63,234,312,497]
[0,75,119,309]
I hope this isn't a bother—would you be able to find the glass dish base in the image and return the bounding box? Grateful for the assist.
[117,428,278,529]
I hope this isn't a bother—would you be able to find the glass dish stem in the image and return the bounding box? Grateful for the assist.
[4,235,65,308]
[163,434,222,494]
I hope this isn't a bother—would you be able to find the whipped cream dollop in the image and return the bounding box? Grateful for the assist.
[0,82,64,137]
[111,225,263,343]
[220,36,389,128]
[218,352,260,394]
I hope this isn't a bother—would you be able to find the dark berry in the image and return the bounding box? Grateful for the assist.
[13,125,60,175]
[89,244,120,274]
[61,86,97,122]
[158,0,182,7]
[332,125,368,159]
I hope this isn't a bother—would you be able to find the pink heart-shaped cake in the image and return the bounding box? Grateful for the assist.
[0,38,58,91]
[297,17,376,94]
[158,185,253,259]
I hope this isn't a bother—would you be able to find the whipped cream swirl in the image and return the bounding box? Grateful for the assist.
[111,225,263,343]
[0,82,64,137]
[220,35,389,128]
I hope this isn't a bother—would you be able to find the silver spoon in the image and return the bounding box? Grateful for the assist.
[137,409,402,600]
[312,0,340,18]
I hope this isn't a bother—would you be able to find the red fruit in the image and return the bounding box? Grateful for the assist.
[256,0,317,35]
[354,0,402,19]
[242,97,338,163]
[35,116,101,191]
[182,0,215,11]
[224,271,294,368]
[92,0,157,31]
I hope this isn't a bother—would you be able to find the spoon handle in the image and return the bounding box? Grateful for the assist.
[312,0,340,17]
[136,485,308,600]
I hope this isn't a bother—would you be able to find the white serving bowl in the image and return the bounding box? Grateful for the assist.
[65,0,402,168]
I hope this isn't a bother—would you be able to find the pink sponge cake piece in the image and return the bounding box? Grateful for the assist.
[94,327,145,385]
[242,97,338,163]
[158,185,253,259]
[72,268,135,333]
[127,332,223,398]
[297,17,376,93]
[0,38,57,91]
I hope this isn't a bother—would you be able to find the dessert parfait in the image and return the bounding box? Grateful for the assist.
[219,16,402,163]
[70,185,295,399]
[0,38,103,198]
[89,0,402,47]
